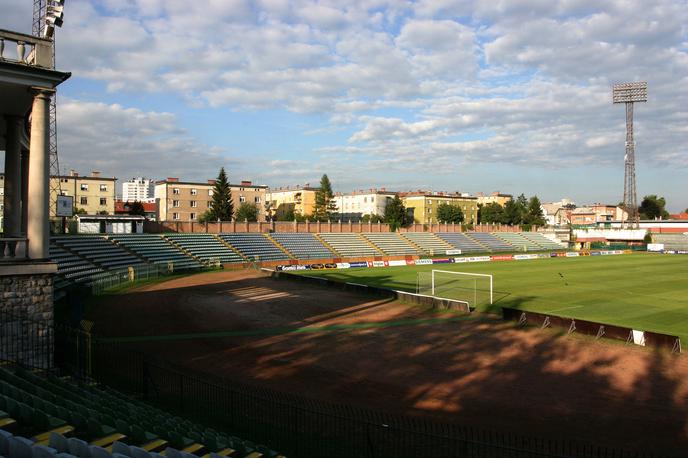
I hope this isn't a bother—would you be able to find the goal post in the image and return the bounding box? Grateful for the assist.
[417,270,493,308]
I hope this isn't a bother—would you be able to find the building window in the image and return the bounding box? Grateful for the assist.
[173,188,180,195]
[191,188,197,195]
[190,201,197,208]
[172,200,180,207]
[100,198,107,206]
[190,213,197,220]
[239,196,246,203]
[100,184,108,192]
[80,184,88,191]
[254,196,261,204]
[80,197,88,205]
[208,189,213,196]
[428,208,432,214]
[172,213,180,220]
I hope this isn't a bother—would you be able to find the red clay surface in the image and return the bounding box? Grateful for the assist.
[89,270,688,455]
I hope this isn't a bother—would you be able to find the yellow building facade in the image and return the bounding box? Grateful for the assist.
[267,187,319,220]
[476,191,512,207]
[402,193,479,225]
[51,171,117,215]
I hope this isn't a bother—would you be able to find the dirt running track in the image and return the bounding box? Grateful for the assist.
[89,270,688,455]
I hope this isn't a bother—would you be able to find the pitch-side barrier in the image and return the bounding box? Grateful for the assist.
[502,307,681,353]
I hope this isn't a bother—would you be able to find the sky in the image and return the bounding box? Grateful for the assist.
[1,0,687,211]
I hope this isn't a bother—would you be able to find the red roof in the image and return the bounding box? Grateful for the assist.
[670,213,688,220]
[115,200,157,214]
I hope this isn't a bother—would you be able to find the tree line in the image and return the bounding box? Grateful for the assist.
[478,194,546,227]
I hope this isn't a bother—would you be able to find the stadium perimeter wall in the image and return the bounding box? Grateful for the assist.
[144,220,528,234]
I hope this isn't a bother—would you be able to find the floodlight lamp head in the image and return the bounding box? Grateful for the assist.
[612,81,648,103]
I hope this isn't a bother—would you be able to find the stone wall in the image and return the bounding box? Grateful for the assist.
[0,271,54,368]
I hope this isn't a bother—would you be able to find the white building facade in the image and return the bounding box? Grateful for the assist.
[335,190,396,221]
[122,177,155,202]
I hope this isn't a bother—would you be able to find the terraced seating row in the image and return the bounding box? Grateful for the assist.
[218,234,290,262]
[361,233,420,256]
[494,232,541,251]
[435,233,488,253]
[318,233,381,257]
[401,233,452,255]
[164,234,244,264]
[0,366,283,458]
[269,233,334,259]
[467,232,513,252]
[652,233,688,250]
[49,244,104,286]
[52,237,144,271]
[109,235,202,270]
[521,232,566,250]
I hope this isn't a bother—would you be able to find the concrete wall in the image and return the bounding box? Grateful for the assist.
[0,271,54,368]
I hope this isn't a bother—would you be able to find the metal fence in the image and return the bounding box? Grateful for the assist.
[90,263,204,295]
[89,342,671,458]
[0,309,54,370]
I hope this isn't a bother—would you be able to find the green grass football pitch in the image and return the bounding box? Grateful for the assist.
[293,253,688,341]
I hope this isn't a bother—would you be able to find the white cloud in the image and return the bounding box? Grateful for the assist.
[56,99,230,182]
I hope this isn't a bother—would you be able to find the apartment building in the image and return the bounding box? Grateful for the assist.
[122,177,155,202]
[51,170,117,215]
[155,178,268,222]
[334,189,396,221]
[401,191,479,225]
[267,186,319,220]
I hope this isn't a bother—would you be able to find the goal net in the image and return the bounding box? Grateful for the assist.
[416,270,493,309]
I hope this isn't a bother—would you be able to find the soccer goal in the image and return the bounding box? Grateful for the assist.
[416,270,493,309]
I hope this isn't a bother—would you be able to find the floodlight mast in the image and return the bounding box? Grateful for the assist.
[612,82,647,228]
[33,0,65,218]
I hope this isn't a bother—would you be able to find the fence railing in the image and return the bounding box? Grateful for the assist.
[0,309,53,370]
[0,29,54,68]
[89,343,670,458]
[89,262,206,295]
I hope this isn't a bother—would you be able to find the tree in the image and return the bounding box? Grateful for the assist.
[436,203,464,223]
[384,195,409,231]
[524,196,546,226]
[503,199,523,225]
[235,202,259,222]
[208,167,233,221]
[361,214,384,223]
[639,195,669,220]
[198,210,214,224]
[127,201,145,216]
[479,202,505,224]
[313,174,337,221]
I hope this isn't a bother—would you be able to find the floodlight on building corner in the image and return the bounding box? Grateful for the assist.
[44,0,66,38]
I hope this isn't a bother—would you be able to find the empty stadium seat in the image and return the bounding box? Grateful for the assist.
[435,233,488,253]
[317,233,382,257]
[360,233,421,256]
[466,232,514,252]
[164,234,245,264]
[108,235,202,270]
[400,233,452,255]
[270,233,335,259]
[219,233,291,262]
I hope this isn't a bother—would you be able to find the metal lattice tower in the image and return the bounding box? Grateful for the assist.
[33,0,62,218]
[612,82,647,228]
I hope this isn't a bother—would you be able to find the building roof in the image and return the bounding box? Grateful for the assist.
[115,200,157,213]
[156,178,267,189]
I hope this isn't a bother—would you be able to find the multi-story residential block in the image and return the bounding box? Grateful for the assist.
[570,204,628,227]
[155,178,268,222]
[51,170,117,215]
[334,189,396,221]
[476,191,513,207]
[122,177,155,202]
[400,191,479,225]
[266,186,319,220]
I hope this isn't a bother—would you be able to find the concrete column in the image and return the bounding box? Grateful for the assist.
[3,116,23,237]
[27,89,53,259]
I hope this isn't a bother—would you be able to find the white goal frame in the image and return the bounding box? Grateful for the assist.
[430,270,493,305]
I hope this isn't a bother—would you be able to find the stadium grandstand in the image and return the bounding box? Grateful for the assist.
[651,233,688,251]
[45,231,568,292]
[0,366,283,458]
